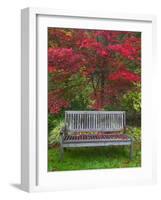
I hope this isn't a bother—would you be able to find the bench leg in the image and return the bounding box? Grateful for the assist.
[130,140,133,160]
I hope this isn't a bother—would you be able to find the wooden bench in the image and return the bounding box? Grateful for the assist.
[60,111,133,160]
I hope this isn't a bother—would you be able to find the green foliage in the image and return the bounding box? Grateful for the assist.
[48,119,64,145]
[49,71,93,111]
[126,126,141,142]
[122,84,141,113]
[65,73,93,110]
[126,61,141,74]
[48,114,56,133]
[68,73,91,98]
[48,113,63,131]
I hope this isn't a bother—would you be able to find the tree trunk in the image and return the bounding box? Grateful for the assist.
[100,71,105,109]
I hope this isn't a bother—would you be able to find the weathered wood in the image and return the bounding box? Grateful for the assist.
[60,111,133,160]
[65,111,125,132]
[63,141,131,148]
[63,133,131,143]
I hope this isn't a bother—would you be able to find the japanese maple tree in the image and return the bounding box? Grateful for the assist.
[48,28,141,114]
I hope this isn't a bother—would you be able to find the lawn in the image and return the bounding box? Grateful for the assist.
[48,142,141,171]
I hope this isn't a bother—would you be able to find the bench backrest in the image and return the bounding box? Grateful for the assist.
[65,111,126,132]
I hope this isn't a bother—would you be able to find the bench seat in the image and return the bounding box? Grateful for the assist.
[63,133,131,143]
[62,133,132,148]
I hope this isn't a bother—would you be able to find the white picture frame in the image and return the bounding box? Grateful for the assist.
[21,7,157,192]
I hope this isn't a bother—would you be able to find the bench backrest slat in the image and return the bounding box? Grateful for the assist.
[65,111,125,132]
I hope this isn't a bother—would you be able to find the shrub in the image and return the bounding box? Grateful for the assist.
[120,83,141,126]
[48,114,55,133]
[48,120,64,145]
[122,90,141,113]
[126,126,141,142]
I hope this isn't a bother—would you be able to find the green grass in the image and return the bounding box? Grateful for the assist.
[48,143,141,171]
